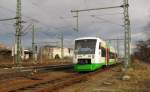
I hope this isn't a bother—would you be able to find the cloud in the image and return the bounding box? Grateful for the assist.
[0,0,150,49]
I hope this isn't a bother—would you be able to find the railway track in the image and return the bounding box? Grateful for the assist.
[8,64,119,92]
[0,64,73,80]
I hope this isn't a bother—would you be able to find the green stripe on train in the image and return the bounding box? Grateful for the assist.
[74,58,116,72]
[74,63,104,72]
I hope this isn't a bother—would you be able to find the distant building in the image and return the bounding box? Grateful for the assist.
[21,49,32,60]
[0,43,11,59]
[40,45,73,59]
[0,43,7,50]
[11,47,32,60]
[0,42,33,61]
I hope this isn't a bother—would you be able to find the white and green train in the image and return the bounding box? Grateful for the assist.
[73,37,117,72]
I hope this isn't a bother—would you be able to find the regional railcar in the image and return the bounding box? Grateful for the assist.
[73,37,117,72]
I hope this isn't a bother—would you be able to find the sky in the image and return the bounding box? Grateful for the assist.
[0,0,150,54]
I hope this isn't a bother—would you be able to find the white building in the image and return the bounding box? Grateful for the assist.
[21,49,32,60]
[40,46,73,59]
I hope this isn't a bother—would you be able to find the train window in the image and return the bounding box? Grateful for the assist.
[101,47,106,57]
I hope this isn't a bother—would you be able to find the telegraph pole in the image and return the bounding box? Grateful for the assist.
[123,0,131,69]
[32,24,36,63]
[61,32,64,59]
[15,0,22,66]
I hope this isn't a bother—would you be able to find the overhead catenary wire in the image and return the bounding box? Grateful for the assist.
[21,24,33,36]
[0,17,17,21]
[0,1,74,34]
[90,15,123,27]
[0,6,16,14]
[89,12,123,16]
[71,5,124,12]
[0,5,37,36]
[30,1,75,32]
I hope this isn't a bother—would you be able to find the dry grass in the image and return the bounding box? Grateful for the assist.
[113,59,150,92]
[59,59,150,92]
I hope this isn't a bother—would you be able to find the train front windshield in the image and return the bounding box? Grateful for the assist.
[75,39,97,54]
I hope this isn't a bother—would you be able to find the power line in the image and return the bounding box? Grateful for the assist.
[59,16,74,29]
[71,5,124,32]
[71,5,124,12]
[71,12,123,17]
[89,12,123,16]
[35,41,59,45]
[20,23,33,36]
[90,15,123,27]
[0,17,16,21]
[0,6,16,13]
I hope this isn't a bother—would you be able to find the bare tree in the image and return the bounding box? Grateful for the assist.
[134,39,150,63]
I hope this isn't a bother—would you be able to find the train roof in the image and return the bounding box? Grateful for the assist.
[75,36,107,47]
[75,37,105,42]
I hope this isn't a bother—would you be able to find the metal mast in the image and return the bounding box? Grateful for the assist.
[123,0,131,69]
[73,12,79,32]
[15,0,22,66]
[61,32,64,59]
[32,24,35,63]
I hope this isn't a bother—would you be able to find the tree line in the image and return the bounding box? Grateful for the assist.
[133,39,150,63]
